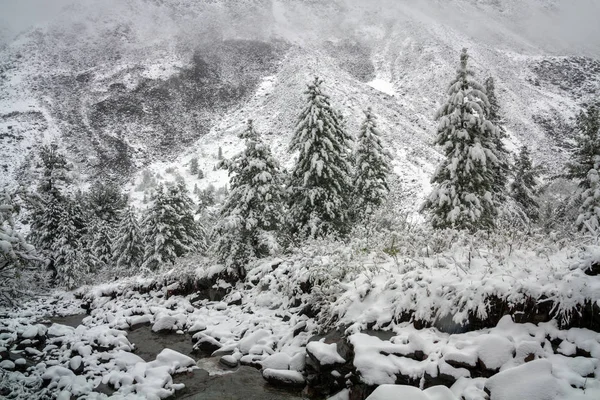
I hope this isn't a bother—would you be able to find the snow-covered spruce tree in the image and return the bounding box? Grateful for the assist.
[166,183,199,250]
[352,107,391,220]
[422,49,501,231]
[577,155,600,234]
[510,145,541,222]
[89,218,113,271]
[141,184,197,271]
[190,157,199,175]
[288,77,354,238]
[484,77,510,198]
[36,143,71,199]
[28,144,72,253]
[216,120,285,277]
[566,103,600,188]
[87,181,127,226]
[0,189,41,305]
[112,207,143,273]
[51,203,87,288]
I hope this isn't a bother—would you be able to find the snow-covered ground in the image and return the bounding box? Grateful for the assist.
[2,229,599,399]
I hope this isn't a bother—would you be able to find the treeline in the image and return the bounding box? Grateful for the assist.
[1,48,599,299]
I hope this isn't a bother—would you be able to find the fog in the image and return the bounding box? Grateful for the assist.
[0,0,598,56]
[0,0,74,39]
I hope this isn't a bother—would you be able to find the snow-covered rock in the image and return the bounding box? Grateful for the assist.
[306,340,345,366]
[477,335,514,371]
[0,359,15,370]
[485,360,566,400]
[220,354,239,368]
[261,352,291,370]
[262,368,305,388]
[152,316,178,333]
[366,385,459,400]
[239,329,271,354]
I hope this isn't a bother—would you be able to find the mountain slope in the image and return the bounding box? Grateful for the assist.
[0,0,598,212]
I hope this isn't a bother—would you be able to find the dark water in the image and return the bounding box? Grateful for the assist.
[174,367,303,400]
[127,326,303,399]
[48,313,87,327]
[128,325,195,361]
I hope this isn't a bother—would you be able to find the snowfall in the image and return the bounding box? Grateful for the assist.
[1,230,600,400]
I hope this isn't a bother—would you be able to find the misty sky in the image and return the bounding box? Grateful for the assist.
[0,0,599,56]
[0,0,73,37]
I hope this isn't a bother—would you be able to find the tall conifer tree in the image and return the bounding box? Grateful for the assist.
[216,120,284,277]
[422,49,501,231]
[353,108,391,219]
[484,77,510,198]
[510,145,541,222]
[288,77,353,238]
[577,156,600,233]
[112,207,143,273]
[566,103,600,188]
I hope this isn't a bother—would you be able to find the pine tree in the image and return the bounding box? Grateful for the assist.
[287,77,354,238]
[141,184,196,270]
[89,218,113,270]
[28,144,72,254]
[198,169,204,179]
[352,108,391,219]
[510,146,541,222]
[190,157,199,175]
[422,49,501,231]
[577,156,600,233]
[566,103,600,188]
[37,143,71,199]
[28,195,64,257]
[27,146,87,271]
[0,189,41,305]
[112,207,143,273]
[87,181,126,226]
[141,186,171,271]
[216,120,285,277]
[166,183,199,251]
[198,184,216,210]
[484,77,510,198]
[51,203,86,288]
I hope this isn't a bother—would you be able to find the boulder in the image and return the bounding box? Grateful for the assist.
[220,355,239,368]
[262,368,305,388]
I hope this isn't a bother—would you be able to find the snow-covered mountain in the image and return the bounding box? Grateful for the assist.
[1,0,599,210]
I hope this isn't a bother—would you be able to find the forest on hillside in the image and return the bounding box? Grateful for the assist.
[1,44,600,400]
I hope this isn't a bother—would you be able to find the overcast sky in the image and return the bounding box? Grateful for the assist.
[0,0,599,56]
[0,0,73,37]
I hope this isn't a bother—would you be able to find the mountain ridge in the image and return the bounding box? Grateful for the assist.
[0,0,598,211]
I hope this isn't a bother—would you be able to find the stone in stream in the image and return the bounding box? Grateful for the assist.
[14,358,27,372]
[261,352,291,370]
[129,315,151,330]
[220,354,239,368]
[69,355,84,375]
[0,359,15,370]
[193,333,222,354]
[152,316,178,333]
[262,368,306,388]
[127,326,194,362]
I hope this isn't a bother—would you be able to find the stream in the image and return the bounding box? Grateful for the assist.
[50,315,303,399]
